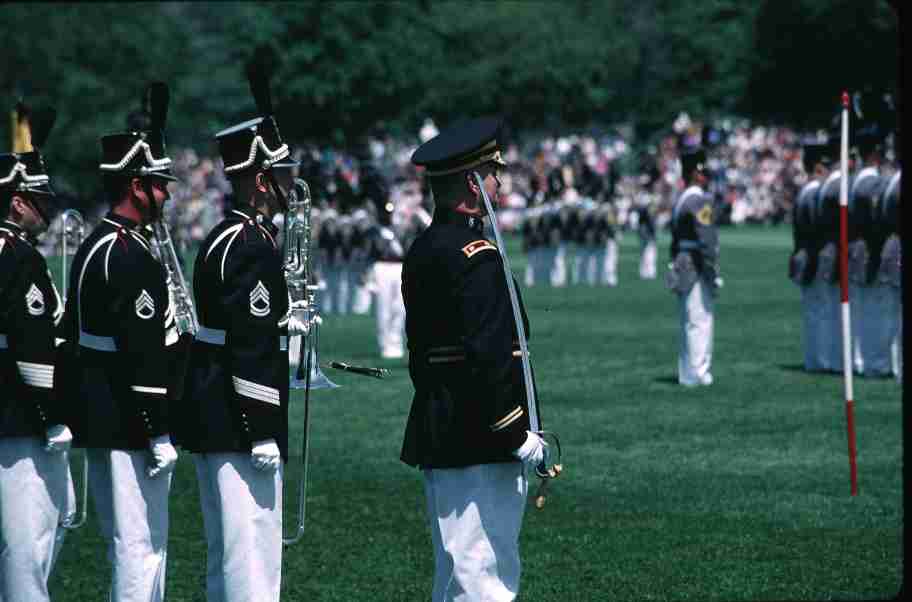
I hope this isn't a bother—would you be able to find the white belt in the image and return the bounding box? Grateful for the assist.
[79,331,118,352]
[196,326,227,346]
[0,334,7,349]
[196,326,287,351]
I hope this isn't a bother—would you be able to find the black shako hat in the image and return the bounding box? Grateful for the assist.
[1,103,56,196]
[216,46,298,176]
[1,102,58,223]
[411,116,507,176]
[680,147,707,179]
[99,82,178,182]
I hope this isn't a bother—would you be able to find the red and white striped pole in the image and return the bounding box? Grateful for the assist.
[839,91,858,496]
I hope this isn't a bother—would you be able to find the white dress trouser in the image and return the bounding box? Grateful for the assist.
[550,244,567,287]
[86,448,171,602]
[0,438,74,602]
[351,262,372,315]
[849,283,865,375]
[861,283,899,377]
[601,239,618,286]
[532,249,550,288]
[808,278,832,371]
[373,261,405,358]
[639,240,657,279]
[800,285,815,371]
[423,463,528,602]
[894,303,902,382]
[678,279,714,385]
[194,453,282,602]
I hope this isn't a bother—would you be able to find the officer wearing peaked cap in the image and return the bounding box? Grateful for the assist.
[179,50,295,602]
[0,102,76,602]
[55,82,179,602]
[403,116,546,602]
[666,147,721,386]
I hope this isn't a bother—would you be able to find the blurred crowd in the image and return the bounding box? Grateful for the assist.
[40,113,900,269]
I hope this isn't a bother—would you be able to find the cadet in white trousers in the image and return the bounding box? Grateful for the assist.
[667,148,721,386]
[816,167,846,372]
[179,61,296,600]
[0,108,76,602]
[59,102,181,602]
[405,117,547,601]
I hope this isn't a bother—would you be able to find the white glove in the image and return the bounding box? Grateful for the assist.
[147,435,178,478]
[714,276,725,289]
[45,424,73,453]
[512,431,547,468]
[251,439,281,472]
[287,301,310,336]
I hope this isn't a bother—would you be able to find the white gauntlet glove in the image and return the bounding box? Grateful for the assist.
[147,435,178,478]
[512,431,547,468]
[287,301,310,336]
[251,439,281,472]
[45,424,73,453]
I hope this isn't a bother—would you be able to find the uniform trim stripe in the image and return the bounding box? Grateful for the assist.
[221,227,244,282]
[77,233,119,340]
[491,406,524,432]
[232,376,280,406]
[205,223,244,262]
[131,385,167,395]
[16,361,55,388]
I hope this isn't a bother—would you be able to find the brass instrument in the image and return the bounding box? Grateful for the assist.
[148,217,199,338]
[58,209,88,530]
[283,178,337,547]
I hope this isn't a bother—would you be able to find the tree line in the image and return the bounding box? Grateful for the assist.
[1,1,899,197]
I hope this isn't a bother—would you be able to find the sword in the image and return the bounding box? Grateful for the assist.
[472,172,562,509]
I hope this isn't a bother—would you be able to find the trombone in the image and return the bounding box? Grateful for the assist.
[58,209,89,530]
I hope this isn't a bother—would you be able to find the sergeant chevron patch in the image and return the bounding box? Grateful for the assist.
[250,280,271,317]
[462,239,497,258]
[697,204,713,226]
[25,283,45,316]
[135,289,155,320]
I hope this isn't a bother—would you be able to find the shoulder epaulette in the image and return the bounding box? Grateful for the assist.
[461,239,497,258]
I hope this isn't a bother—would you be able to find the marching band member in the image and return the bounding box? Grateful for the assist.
[403,117,546,601]
[0,104,75,602]
[178,55,294,602]
[666,147,721,386]
[58,85,179,602]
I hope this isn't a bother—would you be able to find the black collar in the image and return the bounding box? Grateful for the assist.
[230,205,278,236]
[433,208,485,232]
[104,212,140,230]
[1,219,25,237]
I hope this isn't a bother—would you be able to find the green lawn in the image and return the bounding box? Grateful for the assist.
[46,225,903,601]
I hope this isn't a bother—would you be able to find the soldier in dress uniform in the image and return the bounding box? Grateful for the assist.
[814,139,849,373]
[866,166,901,379]
[597,201,619,287]
[363,190,407,359]
[178,57,296,602]
[665,148,721,386]
[57,85,179,602]
[0,104,75,602]
[350,206,374,315]
[317,205,341,314]
[574,200,599,285]
[541,201,562,287]
[791,142,828,371]
[403,117,547,601]
[848,126,886,376]
[520,204,539,286]
[636,166,659,280]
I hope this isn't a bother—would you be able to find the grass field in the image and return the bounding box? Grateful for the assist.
[45,225,903,601]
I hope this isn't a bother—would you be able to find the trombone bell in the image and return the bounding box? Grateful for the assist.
[288,332,338,390]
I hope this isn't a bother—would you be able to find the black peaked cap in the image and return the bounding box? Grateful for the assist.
[411,116,507,176]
